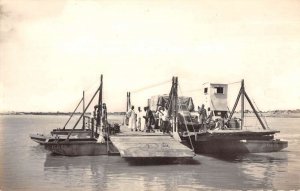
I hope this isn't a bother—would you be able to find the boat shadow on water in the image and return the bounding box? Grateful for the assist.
[125,157,201,166]
[43,153,200,170]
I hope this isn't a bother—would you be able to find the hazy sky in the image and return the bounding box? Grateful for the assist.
[0,0,299,112]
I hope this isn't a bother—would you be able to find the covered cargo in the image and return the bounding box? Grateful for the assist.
[149,95,195,112]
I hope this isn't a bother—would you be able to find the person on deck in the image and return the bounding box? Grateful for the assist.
[140,107,146,131]
[206,107,214,130]
[127,106,137,131]
[144,107,155,133]
[137,107,143,131]
[156,106,163,131]
[161,107,170,133]
[198,104,207,132]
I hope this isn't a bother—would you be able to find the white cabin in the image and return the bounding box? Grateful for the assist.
[203,83,228,117]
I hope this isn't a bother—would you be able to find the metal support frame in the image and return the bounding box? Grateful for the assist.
[66,75,103,140]
[174,77,178,133]
[241,80,245,129]
[167,76,179,133]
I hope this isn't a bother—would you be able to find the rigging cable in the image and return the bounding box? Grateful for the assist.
[253,100,270,129]
[180,80,242,94]
[227,80,242,85]
[131,79,171,93]
[178,84,195,151]
[178,84,196,134]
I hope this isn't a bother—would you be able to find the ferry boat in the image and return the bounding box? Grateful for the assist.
[31,75,195,159]
[147,77,288,154]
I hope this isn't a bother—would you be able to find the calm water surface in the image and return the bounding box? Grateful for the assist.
[0,115,299,190]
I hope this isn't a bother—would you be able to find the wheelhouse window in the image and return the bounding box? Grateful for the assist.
[214,87,224,94]
[204,88,208,94]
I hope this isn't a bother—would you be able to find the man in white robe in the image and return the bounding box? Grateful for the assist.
[127,106,137,131]
[137,107,143,131]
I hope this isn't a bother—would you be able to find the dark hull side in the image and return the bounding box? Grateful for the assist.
[30,133,97,145]
[30,134,48,144]
[183,139,288,154]
[51,129,94,137]
[44,141,119,156]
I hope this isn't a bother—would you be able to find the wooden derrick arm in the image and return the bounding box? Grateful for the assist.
[63,97,83,130]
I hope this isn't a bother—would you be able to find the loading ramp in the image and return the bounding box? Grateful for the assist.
[110,135,195,158]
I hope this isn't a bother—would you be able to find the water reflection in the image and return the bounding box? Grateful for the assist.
[201,152,290,189]
[43,153,292,190]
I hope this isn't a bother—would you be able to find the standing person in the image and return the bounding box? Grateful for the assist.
[144,107,155,133]
[141,107,147,131]
[127,106,137,131]
[198,104,207,131]
[156,106,163,131]
[161,107,170,133]
[206,107,213,130]
[137,107,142,131]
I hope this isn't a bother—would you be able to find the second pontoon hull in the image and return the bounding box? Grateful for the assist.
[44,141,119,156]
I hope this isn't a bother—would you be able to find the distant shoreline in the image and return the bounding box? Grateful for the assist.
[234,110,300,118]
[239,112,300,118]
[1,110,300,118]
[0,112,126,116]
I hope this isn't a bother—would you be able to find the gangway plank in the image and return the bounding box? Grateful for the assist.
[110,135,195,158]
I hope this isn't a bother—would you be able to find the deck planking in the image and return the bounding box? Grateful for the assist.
[110,125,195,158]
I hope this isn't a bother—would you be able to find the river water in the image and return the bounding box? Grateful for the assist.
[0,115,299,190]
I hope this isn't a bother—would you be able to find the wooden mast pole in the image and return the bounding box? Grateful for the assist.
[174,77,178,132]
[241,79,245,129]
[82,91,85,129]
[126,92,129,112]
[97,75,103,134]
[128,92,131,109]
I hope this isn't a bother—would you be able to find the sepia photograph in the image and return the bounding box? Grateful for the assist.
[0,0,299,190]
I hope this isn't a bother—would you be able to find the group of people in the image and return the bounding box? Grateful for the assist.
[126,105,170,133]
[155,106,170,133]
[197,104,228,131]
[126,106,154,132]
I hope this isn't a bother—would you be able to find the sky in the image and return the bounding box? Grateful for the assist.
[0,0,300,112]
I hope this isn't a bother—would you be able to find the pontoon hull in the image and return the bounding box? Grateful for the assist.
[44,141,119,156]
[30,133,97,145]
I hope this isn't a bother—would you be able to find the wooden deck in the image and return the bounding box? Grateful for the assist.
[110,126,195,158]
